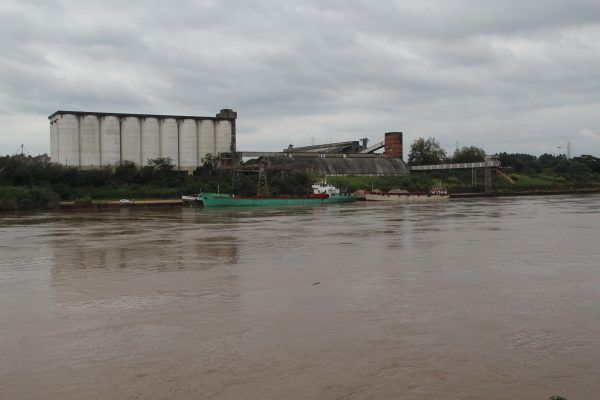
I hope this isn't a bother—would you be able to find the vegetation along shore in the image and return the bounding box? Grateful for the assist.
[1,141,599,212]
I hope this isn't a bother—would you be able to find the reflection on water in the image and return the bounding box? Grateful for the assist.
[1,195,600,400]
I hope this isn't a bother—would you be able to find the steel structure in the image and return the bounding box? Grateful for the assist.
[409,160,501,171]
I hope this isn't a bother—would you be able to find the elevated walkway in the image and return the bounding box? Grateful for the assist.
[410,160,500,171]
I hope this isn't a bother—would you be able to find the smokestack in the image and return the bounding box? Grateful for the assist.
[384,132,403,159]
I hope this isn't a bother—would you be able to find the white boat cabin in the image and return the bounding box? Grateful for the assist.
[312,182,340,195]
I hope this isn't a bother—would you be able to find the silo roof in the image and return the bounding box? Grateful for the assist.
[48,111,233,121]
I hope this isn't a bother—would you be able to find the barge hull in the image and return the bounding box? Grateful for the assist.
[200,193,354,207]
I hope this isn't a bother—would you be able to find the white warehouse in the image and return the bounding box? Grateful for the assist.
[49,109,237,170]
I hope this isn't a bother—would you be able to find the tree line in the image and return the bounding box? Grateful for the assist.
[0,154,313,209]
[407,137,600,176]
[408,137,487,165]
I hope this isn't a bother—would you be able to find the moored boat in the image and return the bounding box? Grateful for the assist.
[182,194,202,203]
[184,182,355,207]
[358,186,449,202]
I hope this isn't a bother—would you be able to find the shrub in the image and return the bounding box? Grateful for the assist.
[0,186,59,211]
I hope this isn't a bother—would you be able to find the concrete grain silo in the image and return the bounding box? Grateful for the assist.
[179,119,198,169]
[50,121,59,163]
[198,119,216,160]
[160,118,179,165]
[141,118,160,164]
[121,117,141,165]
[56,114,79,166]
[79,115,100,168]
[100,116,120,166]
[48,109,236,171]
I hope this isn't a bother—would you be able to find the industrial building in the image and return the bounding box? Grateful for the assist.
[49,108,409,175]
[239,132,408,176]
[48,109,237,170]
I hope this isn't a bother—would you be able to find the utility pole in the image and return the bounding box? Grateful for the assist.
[485,167,493,192]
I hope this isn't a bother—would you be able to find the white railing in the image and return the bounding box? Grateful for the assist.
[410,161,501,171]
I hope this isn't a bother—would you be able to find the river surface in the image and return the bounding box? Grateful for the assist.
[1,195,599,399]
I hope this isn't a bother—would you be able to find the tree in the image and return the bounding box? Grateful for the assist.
[197,153,221,176]
[408,137,447,166]
[497,153,539,172]
[147,157,174,172]
[114,161,138,183]
[452,146,485,163]
[538,153,560,167]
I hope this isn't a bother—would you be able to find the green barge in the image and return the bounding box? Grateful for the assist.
[197,192,354,207]
[183,182,355,207]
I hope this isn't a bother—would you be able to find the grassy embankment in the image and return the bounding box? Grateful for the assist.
[0,155,310,211]
[329,171,600,194]
[2,153,599,211]
[0,186,59,211]
[330,154,600,194]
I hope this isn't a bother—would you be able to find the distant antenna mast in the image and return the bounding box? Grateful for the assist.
[567,141,571,159]
[15,144,30,156]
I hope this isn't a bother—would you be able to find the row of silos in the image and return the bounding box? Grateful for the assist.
[48,110,236,170]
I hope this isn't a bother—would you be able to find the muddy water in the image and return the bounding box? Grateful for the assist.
[1,195,599,399]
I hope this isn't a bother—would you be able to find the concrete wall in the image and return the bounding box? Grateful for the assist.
[160,118,179,166]
[100,116,120,166]
[198,119,215,161]
[179,119,197,169]
[56,114,79,166]
[49,110,235,169]
[122,117,141,165]
[215,120,232,153]
[141,118,160,165]
[79,115,100,167]
[50,120,58,163]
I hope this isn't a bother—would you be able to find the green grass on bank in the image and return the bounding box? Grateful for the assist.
[2,153,600,212]
[496,172,600,192]
[0,186,60,212]
[330,170,600,194]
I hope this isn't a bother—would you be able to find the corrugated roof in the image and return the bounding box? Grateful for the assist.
[48,111,232,121]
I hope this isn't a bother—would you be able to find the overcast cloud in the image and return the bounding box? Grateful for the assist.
[1,0,600,156]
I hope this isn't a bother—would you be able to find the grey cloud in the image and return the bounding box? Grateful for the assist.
[1,0,600,156]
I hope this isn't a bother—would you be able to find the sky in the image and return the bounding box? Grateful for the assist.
[1,0,600,157]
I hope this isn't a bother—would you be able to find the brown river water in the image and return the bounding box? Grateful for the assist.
[1,195,599,399]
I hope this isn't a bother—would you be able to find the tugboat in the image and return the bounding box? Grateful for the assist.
[183,182,354,207]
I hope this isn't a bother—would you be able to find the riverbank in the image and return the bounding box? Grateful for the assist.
[451,188,600,198]
[4,188,600,213]
[59,199,183,210]
[59,188,600,210]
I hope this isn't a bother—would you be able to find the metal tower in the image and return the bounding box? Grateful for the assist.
[257,160,269,197]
